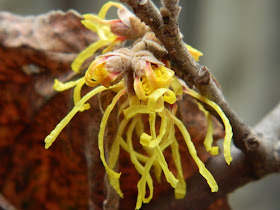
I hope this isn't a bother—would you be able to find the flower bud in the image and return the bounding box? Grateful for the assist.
[85,49,133,88]
[85,57,118,88]
[110,6,151,40]
[132,51,164,77]
[101,48,132,73]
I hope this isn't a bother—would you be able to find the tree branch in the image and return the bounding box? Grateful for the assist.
[120,0,256,153]
[254,102,280,140]
[121,0,275,192]
[144,102,280,209]
[143,101,280,209]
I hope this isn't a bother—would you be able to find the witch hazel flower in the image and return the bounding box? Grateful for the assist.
[44,2,233,209]
[45,49,232,209]
[71,1,150,73]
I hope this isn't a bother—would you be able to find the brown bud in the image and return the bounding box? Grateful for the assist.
[132,50,164,77]
[110,6,151,40]
[118,6,135,27]
[110,21,130,38]
[98,48,133,74]
[134,51,164,65]
[142,32,162,45]
[129,16,151,38]
[132,32,167,58]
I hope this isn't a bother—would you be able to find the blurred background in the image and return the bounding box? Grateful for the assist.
[1,0,279,209]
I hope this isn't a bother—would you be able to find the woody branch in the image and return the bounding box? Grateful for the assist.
[120,0,280,180]
[145,102,280,209]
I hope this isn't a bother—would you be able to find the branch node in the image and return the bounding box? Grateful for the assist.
[246,137,260,151]
[160,7,171,23]
[162,16,170,24]
[197,66,210,85]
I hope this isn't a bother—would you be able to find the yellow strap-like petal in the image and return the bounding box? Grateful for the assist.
[125,117,154,209]
[126,117,145,172]
[170,127,186,199]
[154,146,179,188]
[136,115,162,183]
[148,111,179,189]
[119,137,150,163]
[166,109,218,192]
[98,1,124,19]
[53,78,83,92]
[117,98,129,117]
[123,105,154,119]
[140,113,167,148]
[149,113,156,138]
[81,17,98,31]
[197,102,219,156]
[71,40,110,73]
[136,155,156,209]
[107,116,131,198]
[171,77,183,96]
[108,135,123,197]
[110,117,129,167]
[148,88,176,109]
[98,89,126,179]
[81,17,115,41]
[102,37,125,54]
[117,117,150,163]
[44,86,106,149]
[73,77,90,112]
[184,88,232,165]
[186,44,203,61]
[136,116,176,209]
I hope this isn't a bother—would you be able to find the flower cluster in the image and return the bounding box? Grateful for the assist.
[44,2,232,209]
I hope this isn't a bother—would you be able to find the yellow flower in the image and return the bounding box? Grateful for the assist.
[71,2,128,73]
[134,63,174,101]
[45,59,232,209]
[85,57,119,88]
[44,2,232,209]
[71,1,203,74]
